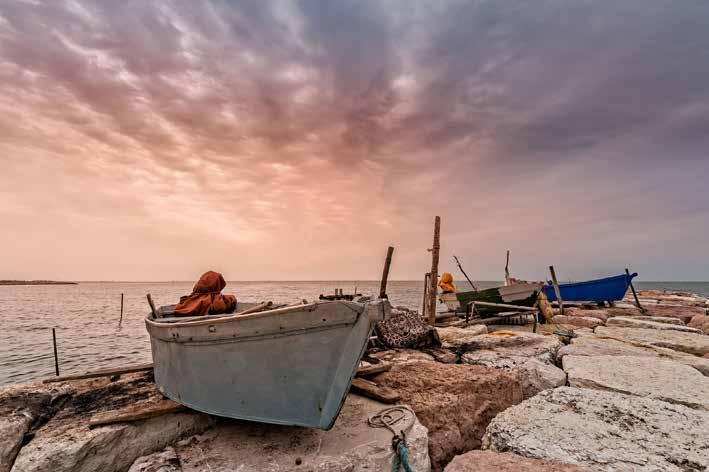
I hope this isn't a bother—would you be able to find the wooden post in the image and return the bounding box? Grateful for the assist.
[52,328,59,376]
[118,293,124,326]
[146,294,159,318]
[379,246,394,299]
[626,268,645,313]
[428,216,441,326]
[549,265,564,316]
[505,250,510,283]
[422,273,431,316]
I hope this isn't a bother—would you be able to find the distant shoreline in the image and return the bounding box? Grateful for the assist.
[0,280,78,286]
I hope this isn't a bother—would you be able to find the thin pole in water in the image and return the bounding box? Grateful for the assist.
[118,293,124,326]
[52,328,59,376]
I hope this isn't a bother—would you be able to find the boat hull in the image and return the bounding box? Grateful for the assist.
[145,299,390,430]
[440,284,542,315]
[543,273,637,302]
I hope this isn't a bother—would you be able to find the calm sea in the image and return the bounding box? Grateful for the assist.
[1,280,707,387]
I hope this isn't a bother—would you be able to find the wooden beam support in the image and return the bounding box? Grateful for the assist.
[428,216,441,326]
[549,265,564,316]
[468,300,538,312]
[89,399,185,428]
[350,378,400,404]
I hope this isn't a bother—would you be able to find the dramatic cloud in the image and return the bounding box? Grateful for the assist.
[1,0,708,281]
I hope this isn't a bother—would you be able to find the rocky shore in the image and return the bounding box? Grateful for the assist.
[1,290,708,472]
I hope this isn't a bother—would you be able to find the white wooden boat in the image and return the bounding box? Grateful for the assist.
[440,283,543,314]
[145,298,390,430]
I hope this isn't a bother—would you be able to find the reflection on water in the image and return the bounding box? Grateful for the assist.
[1,280,706,387]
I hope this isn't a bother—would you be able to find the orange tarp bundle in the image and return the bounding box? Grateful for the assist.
[174,271,237,317]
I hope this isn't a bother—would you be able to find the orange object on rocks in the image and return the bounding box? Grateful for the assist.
[174,271,237,317]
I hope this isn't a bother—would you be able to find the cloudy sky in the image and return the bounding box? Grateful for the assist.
[1,0,708,281]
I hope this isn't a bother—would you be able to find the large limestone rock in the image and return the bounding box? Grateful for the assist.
[444,451,589,472]
[169,395,430,472]
[9,373,215,472]
[436,325,488,350]
[630,315,685,325]
[483,387,709,471]
[453,331,562,364]
[563,355,709,410]
[374,360,524,471]
[637,304,705,323]
[595,326,709,356]
[689,313,709,334]
[562,308,609,322]
[557,336,709,376]
[0,415,32,472]
[461,353,566,399]
[551,315,604,329]
[606,317,701,333]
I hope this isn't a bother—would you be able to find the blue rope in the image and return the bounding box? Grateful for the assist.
[391,437,414,472]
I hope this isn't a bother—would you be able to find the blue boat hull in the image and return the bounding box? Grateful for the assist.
[543,272,637,302]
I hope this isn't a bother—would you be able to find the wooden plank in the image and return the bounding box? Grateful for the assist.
[428,216,441,326]
[43,363,154,384]
[468,300,538,311]
[549,266,564,316]
[350,378,400,404]
[379,246,395,298]
[89,399,185,428]
[356,363,392,377]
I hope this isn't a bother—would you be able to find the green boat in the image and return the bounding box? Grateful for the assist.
[439,283,542,315]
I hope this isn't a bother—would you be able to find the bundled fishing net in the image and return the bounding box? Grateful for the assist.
[375,306,440,349]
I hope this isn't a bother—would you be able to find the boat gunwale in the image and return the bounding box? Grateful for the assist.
[145,300,362,329]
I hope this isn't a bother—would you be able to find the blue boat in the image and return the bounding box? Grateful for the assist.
[543,272,637,302]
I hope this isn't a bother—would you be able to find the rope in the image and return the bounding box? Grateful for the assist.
[368,406,416,472]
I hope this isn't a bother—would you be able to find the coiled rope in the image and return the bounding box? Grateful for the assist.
[368,405,416,472]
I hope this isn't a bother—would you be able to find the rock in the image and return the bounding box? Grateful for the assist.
[128,447,180,472]
[483,387,709,471]
[0,415,32,472]
[443,451,589,472]
[688,314,709,334]
[370,349,435,364]
[436,325,488,349]
[374,360,524,471]
[630,316,685,325]
[551,316,604,329]
[12,411,213,472]
[461,353,566,399]
[563,355,709,410]
[595,326,709,356]
[453,331,562,364]
[175,395,431,472]
[606,317,701,333]
[557,336,709,376]
[564,308,609,322]
[423,347,458,364]
[638,305,705,324]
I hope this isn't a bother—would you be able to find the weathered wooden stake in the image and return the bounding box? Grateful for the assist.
[52,328,59,376]
[428,216,441,326]
[626,268,645,313]
[146,294,159,318]
[422,273,431,316]
[379,246,395,299]
[549,265,564,316]
[118,293,124,326]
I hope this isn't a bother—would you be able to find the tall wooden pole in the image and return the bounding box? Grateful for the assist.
[52,328,59,376]
[626,268,645,313]
[549,265,564,316]
[428,216,441,326]
[379,246,395,299]
[118,293,124,327]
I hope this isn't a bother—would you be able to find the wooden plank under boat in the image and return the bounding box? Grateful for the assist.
[145,298,390,430]
[543,272,637,302]
[440,283,542,315]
